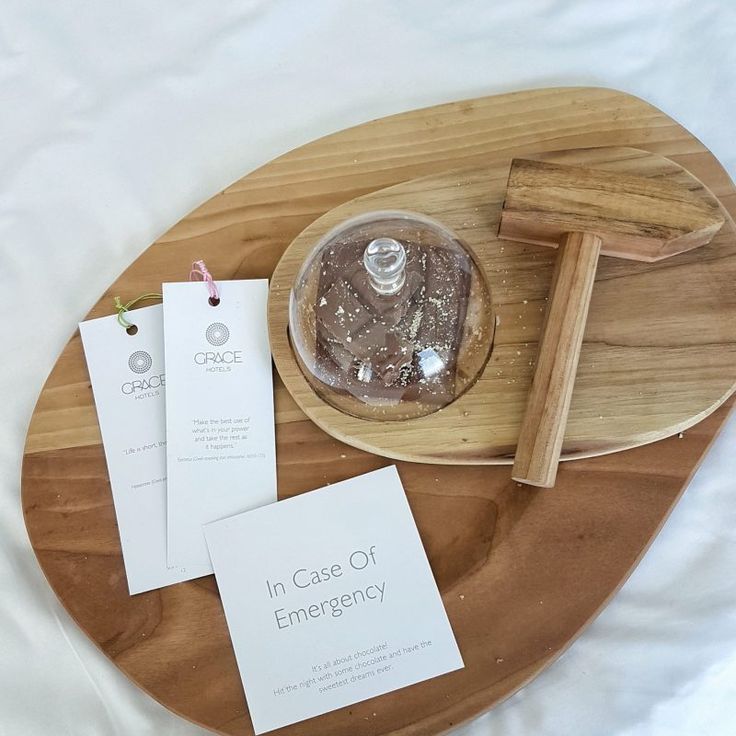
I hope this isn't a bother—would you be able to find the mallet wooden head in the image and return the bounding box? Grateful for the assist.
[499,158,724,260]
[498,158,725,488]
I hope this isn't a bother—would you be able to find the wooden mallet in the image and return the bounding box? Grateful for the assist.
[499,158,725,487]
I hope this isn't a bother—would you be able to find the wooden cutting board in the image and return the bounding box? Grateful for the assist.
[268,146,736,464]
[21,88,736,736]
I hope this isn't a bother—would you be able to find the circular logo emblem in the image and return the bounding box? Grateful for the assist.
[128,350,153,374]
[206,322,230,346]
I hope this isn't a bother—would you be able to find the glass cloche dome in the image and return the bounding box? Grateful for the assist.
[289,210,494,420]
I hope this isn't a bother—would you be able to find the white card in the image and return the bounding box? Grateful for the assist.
[204,466,464,734]
[79,305,210,594]
[163,280,276,570]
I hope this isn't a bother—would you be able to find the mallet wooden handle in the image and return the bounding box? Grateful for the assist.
[512,231,602,487]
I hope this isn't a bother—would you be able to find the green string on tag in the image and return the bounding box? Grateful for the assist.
[113,292,163,330]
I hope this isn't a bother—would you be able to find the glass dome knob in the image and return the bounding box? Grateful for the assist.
[363,237,407,295]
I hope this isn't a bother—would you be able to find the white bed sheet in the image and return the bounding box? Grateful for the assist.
[1,1,734,734]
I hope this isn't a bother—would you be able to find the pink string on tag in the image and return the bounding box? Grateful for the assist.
[189,260,220,304]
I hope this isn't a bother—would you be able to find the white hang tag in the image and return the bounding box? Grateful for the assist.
[79,304,210,594]
[163,279,277,570]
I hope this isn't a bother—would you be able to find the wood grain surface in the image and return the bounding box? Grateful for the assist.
[21,88,736,736]
[269,147,736,465]
[511,230,602,487]
[498,157,725,260]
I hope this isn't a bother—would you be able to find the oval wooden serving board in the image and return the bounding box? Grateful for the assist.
[269,146,736,464]
[22,88,736,736]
